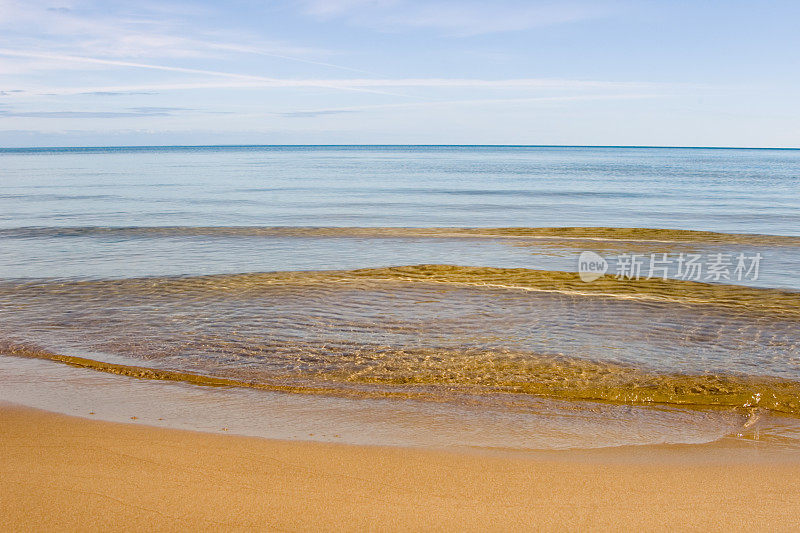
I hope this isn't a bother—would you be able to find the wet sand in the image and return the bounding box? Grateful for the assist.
[2,402,799,531]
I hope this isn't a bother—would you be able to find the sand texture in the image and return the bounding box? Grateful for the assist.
[2,403,800,531]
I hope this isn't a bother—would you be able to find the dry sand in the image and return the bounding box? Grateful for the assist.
[1,402,799,531]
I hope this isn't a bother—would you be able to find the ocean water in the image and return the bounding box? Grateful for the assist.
[1,145,799,449]
[2,145,799,232]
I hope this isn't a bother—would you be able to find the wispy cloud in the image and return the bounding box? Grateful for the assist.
[0,0,364,72]
[0,50,406,97]
[81,91,159,96]
[275,92,665,118]
[0,108,178,118]
[3,75,665,97]
[127,106,190,113]
[204,43,373,75]
[299,0,616,36]
[278,109,359,118]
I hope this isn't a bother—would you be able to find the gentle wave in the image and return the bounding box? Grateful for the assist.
[1,265,798,414]
[3,342,800,415]
[3,264,795,316]
[2,226,799,246]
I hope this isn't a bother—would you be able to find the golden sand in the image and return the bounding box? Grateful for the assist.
[1,403,799,531]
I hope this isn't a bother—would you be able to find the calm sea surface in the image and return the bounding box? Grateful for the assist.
[2,145,799,232]
[0,145,798,282]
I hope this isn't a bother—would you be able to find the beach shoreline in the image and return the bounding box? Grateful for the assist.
[2,402,799,531]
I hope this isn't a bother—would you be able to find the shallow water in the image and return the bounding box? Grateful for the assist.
[2,355,788,450]
[3,266,799,413]
[1,226,798,289]
[1,146,799,449]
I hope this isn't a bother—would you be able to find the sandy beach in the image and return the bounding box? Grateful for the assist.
[4,0,800,527]
[2,402,799,531]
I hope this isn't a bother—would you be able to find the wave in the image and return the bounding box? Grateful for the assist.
[1,265,798,414]
[3,265,796,317]
[3,342,800,415]
[2,225,799,246]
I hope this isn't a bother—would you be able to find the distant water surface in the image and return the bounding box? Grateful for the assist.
[1,145,798,283]
[1,145,798,232]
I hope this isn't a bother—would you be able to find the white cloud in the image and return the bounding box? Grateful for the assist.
[0,51,662,96]
[0,0,351,70]
[299,0,615,36]
[274,93,666,118]
[0,50,403,96]
[302,0,400,17]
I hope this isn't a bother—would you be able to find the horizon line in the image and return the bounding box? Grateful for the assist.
[1,144,799,151]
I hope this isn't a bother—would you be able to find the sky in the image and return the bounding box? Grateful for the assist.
[0,0,798,147]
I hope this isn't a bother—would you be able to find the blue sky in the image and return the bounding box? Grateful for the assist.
[1,0,798,147]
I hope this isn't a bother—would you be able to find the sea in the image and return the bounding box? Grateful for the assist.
[1,145,799,450]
